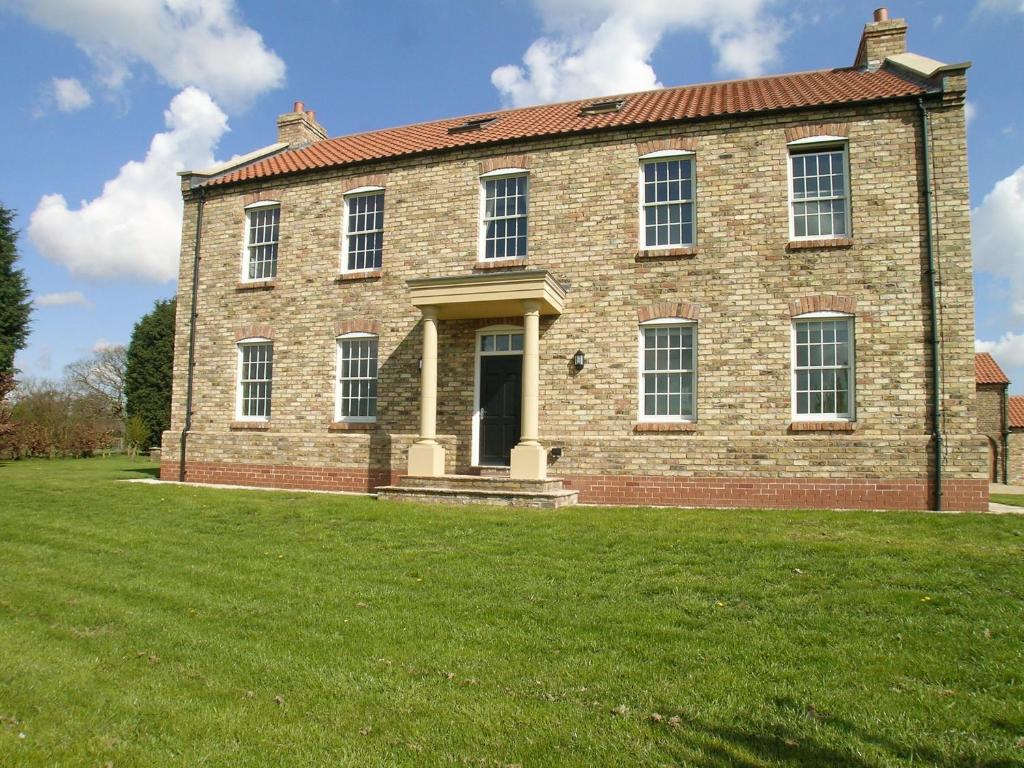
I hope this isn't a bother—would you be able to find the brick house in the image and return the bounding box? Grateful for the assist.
[974,352,1010,484]
[161,8,988,511]
[1010,397,1024,486]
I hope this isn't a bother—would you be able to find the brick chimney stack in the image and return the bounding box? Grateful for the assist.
[276,100,328,148]
[854,8,908,69]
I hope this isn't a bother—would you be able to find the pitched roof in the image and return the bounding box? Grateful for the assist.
[976,353,1010,385]
[208,67,927,188]
[1010,396,1024,429]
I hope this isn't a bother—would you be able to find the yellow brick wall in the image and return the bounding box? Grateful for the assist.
[163,98,987,487]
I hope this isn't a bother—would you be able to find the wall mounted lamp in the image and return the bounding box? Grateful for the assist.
[572,350,586,371]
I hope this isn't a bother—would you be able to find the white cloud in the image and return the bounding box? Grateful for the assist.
[51,77,92,112]
[34,291,92,308]
[28,87,229,283]
[491,0,785,107]
[91,338,119,353]
[977,0,1024,12]
[4,0,285,109]
[965,101,977,125]
[972,164,1024,318]
[977,333,1024,367]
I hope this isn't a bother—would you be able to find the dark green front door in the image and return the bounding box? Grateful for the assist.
[479,355,522,466]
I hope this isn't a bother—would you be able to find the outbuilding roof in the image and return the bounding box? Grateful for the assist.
[1010,396,1024,429]
[207,67,927,188]
[976,353,1011,385]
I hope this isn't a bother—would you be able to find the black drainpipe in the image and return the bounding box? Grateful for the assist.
[918,98,943,510]
[179,187,206,482]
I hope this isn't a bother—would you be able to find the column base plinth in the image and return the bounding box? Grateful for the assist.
[510,442,547,480]
[408,441,445,477]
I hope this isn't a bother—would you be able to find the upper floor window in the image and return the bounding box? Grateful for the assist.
[639,319,696,422]
[343,189,384,272]
[243,202,280,281]
[481,171,528,260]
[792,314,854,420]
[237,340,273,420]
[336,333,378,422]
[789,141,849,240]
[640,153,695,249]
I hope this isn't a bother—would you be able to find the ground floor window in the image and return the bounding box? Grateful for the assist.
[639,320,696,421]
[237,340,273,420]
[793,315,854,419]
[336,334,378,421]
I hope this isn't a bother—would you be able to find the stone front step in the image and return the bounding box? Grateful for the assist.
[395,474,565,493]
[376,474,578,508]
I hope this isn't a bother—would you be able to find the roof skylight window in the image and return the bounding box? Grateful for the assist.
[448,116,498,134]
[579,99,626,115]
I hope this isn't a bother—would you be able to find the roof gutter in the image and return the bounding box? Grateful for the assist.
[918,97,943,510]
[179,187,205,483]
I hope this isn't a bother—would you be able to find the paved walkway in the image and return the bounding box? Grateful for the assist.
[991,483,1024,495]
[989,484,1024,514]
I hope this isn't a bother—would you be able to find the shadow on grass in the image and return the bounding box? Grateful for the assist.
[653,698,1019,767]
[122,466,161,479]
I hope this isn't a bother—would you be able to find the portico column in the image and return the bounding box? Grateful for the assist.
[510,299,547,480]
[407,306,445,476]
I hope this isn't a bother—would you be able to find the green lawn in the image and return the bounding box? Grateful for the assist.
[991,494,1024,508]
[1,458,1022,767]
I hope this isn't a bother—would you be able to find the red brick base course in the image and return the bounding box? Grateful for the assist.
[160,460,394,494]
[560,475,989,512]
[161,460,989,511]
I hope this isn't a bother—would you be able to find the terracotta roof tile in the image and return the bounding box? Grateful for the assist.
[1010,396,1024,429]
[976,353,1010,385]
[208,67,927,187]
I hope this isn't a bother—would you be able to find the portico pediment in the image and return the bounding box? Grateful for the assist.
[407,269,565,320]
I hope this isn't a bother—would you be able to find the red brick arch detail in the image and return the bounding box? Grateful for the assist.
[235,324,274,341]
[335,319,381,337]
[242,189,283,207]
[637,301,701,323]
[788,295,857,317]
[636,138,698,156]
[341,173,386,193]
[784,123,849,143]
[479,155,530,174]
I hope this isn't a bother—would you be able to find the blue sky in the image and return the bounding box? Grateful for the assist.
[1,0,1022,392]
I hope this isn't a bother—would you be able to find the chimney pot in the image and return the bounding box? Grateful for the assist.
[873,7,888,21]
[306,110,315,121]
[293,100,304,113]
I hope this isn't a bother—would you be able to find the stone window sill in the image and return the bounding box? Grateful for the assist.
[328,421,376,432]
[473,258,528,271]
[236,280,275,291]
[786,238,853,251]
[230,421,271,431]
[634,421,696,433]
[788,421,857,432]
[335,270,382,282]
[635,246,697,261]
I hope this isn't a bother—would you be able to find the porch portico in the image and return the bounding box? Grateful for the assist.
[405,270,565,481]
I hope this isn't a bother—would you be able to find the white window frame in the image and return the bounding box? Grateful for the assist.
[786,137,851,241]
[791,310,856,422]
[240,201,281,282]
[638,150,696,251]
[637,317,697,423]
[335,332,379,423]
[478,168,529,262]
[235,338,273,422]
[471,324,524,467]
[340,186,385,274]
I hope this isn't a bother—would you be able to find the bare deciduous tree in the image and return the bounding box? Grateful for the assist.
[64,345,127,420]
